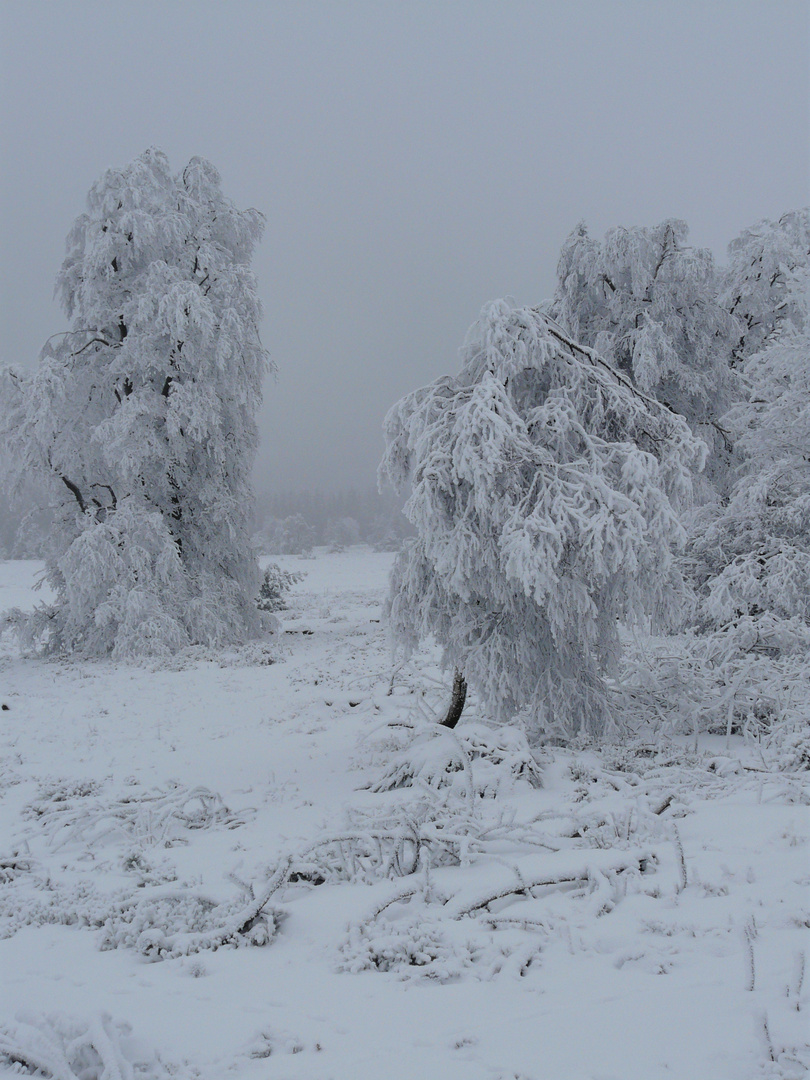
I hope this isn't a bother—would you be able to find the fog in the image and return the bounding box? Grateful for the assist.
[1,0,807,494]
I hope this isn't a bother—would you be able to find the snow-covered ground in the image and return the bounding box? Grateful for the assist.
[1,549,808,1080]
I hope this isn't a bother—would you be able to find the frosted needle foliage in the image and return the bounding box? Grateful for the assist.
[1,149,270,657]
[380,301,704,742]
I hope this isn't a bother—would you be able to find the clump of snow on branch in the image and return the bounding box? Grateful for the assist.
[380,300,704,742]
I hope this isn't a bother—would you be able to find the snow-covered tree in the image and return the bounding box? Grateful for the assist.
[630,256,810,739]
[325,515,361,552]
[257,562,305,612]
[722,208,810,364]
[380,300,704,742]
[0,149,270,657]
[691,262,810,653]
[552,219,739,490]
[257,514,315,557]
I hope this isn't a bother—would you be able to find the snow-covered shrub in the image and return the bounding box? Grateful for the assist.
[763,718,810,773]
[0,849,283,958]
[98,886,282,959]
[338,907,523,981]
[23,779,249,851]
[0,149,269,658]
[381,300,703,743]
[367,508,411,551]
[245,1029,323,1060]
[285,799,484,885]
[0,863,122,941]
[0,1012,175,1080]
[0,853,36,885]
[620,628,810,743]
[257,562,305,612]
[370,721,542,797]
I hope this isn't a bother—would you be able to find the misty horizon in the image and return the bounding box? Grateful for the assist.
[2,1,808,496]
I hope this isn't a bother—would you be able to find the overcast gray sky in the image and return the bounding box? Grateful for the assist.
[1,0,808,495]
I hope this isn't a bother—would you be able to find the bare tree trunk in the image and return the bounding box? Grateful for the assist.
[440,669,467,729]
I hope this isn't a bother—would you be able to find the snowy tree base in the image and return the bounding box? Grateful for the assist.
[369,720,543,798]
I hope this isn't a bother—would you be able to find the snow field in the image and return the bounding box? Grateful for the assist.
[0,549,808,1079]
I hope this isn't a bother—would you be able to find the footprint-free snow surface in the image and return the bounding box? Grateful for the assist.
[1,550,808,1079]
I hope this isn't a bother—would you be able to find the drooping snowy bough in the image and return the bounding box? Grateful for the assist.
[380,301,704,742]
[551,219,739,493]
[0,149,270,658]
[672,261,810,745]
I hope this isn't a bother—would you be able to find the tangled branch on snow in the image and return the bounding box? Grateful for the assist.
[24,780,251,850]
[338,846,655,980]
[98,861,288,960]
[0,1012,178,1079]
[285,796,567,887]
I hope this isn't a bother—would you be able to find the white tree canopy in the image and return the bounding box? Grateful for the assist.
[722,208,810,364]
[551,219,739,489]
[691,261,810,653]
[1,149,270,657]
[380,300,704,742]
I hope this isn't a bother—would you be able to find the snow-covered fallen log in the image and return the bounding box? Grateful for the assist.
[444,846,655,918]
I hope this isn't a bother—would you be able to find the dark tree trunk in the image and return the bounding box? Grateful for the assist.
[61,475,87,514]
[440,669,467,729]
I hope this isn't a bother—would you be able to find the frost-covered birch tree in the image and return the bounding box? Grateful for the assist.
[722,208,810,365]
[380,301,704,742]
[552,220,739,491]
[691,261,810,654]
[0,149,270,657]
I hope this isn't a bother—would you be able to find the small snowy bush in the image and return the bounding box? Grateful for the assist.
[257,562,305,612]
[23,780,248,850]
[339,907,520,982]
[370,720,542,798]
[337,840,653,981]
[98,887,282,959]
[258,514,315,556]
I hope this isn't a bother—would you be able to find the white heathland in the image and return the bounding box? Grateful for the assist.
[0,550,807,1080]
